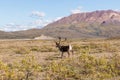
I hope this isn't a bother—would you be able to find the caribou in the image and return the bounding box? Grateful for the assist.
[55,37,73,58]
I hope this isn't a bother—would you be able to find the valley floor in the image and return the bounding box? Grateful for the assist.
[0,39,120,80]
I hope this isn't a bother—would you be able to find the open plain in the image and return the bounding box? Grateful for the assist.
[0,39,120,80]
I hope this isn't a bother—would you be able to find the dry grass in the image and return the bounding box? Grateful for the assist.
[0,39,120,80]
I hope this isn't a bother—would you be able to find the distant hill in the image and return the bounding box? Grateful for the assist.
[42,10,120,38]
[0,10,120,39]
[0,29,42,39]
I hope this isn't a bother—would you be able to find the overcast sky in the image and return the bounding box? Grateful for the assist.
[0,0,120,31]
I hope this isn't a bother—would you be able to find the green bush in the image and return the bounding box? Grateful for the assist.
[0,55,43,80]
[45,53,120,80]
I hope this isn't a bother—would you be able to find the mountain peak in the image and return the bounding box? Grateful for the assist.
[42,10,120,38]
[46,10,120,27]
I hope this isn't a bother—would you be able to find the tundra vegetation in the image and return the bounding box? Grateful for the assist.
[0,39,120,80]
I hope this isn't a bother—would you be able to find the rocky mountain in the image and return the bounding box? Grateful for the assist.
[47,10,120,26]
[0,10,120,39]
[42,10,120,38]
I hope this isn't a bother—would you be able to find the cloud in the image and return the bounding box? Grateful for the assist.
[32,16,64,28]
[32,19,52,27]
[31,11,45,17]
[115,9,120,12]
[1,17,64,31]
[30,11,52,28]
[71,6,84,14]
[53,17,63,21]
[1,23,35,31]
[0,11,49,31]
[0,11,65,31]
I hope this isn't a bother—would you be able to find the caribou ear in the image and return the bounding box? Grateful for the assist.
[58,37,61,41]
[65,38,67,41]
[58,37,61,44]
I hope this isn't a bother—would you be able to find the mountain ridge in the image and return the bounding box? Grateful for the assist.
[0,10,120,39]
[46,10,120,26]
[43,10,120,38]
